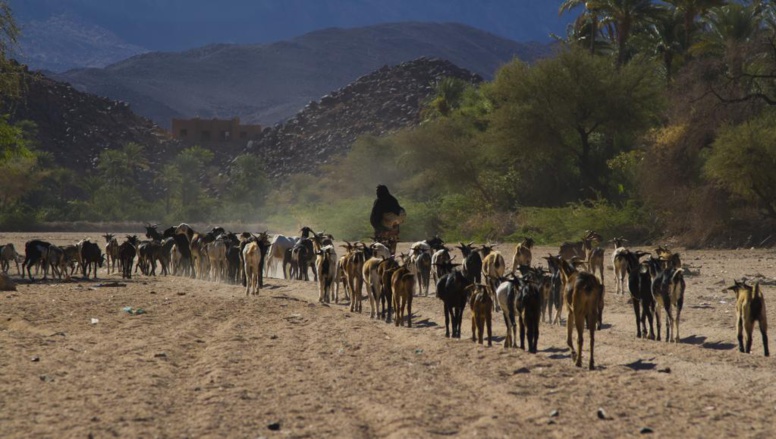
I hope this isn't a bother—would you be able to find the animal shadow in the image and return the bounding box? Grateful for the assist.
[624,358,657,371]
[683,335,707,345]
[701,340,736,351]
[540,347,567,353]
[413,318,439,328]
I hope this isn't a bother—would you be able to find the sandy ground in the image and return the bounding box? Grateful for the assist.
[1,232,776,438]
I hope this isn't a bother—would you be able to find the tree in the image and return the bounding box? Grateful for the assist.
[560,0,663,66]
[0,0,20,97]
[663,0,729,49]
[227,154,269,206]
[704,110,776,219]
[487,48,663,202]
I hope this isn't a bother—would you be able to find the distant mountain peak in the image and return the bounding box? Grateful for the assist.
[14,12,148,72]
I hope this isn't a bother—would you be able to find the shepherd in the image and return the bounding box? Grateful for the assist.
[370,185,406,253]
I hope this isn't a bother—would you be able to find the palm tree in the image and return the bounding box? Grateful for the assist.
[663,0,729,49]
[560,0,662,66]
[641,8,687,83]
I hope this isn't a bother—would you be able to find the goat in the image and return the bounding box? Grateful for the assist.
[1,243,22,275]
[369,242,391,260]
[727,280,769,356]
[103,234,120,275]
[586,246,605,284]
[316,245,337,303]
[468,283,493,346]
[391,265,415,327]
[559,230,601,261]
[266,234,297,279]
[363,256,383,318]
[646,257,685,343]
[23,240,52,280]
[626,251,655,339]
[496,278,518,348]
[431,247,455,285]
[377,257,399,323]
[81,240,104,279]
[542,255,564,325]
[411,246,432,296]
[62,245,80,277]
[243,240,261,296]
[655,245,682,270]
[559,258,603,370]
[516,272,542,353]
[457,242,482,284]
[511,237,534,272]
[119,236,139,279]
[46,245,67,280]
[437,268,473,338]
[611,237,628,295]
[481,245,505,310]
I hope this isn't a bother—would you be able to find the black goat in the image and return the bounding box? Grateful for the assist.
[23,240,52,280]
[437,269,473,339]
[119,236,139,279]
[457,242,482,283]
[81,241,104,279]
[625,250,655,339]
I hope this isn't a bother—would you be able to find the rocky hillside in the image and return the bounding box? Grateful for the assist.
[234,57,481,180]
[53,22,547,128]
[1,63,180,173]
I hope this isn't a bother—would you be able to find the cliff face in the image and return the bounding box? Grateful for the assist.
[235,57,482,179]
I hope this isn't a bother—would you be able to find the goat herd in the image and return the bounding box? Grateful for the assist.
[0,225,769,371]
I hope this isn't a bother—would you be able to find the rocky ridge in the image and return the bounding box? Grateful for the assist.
[2,63,181,173]
[238,57,482,179]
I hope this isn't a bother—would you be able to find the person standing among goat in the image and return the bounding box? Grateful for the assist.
[370,185,406,254]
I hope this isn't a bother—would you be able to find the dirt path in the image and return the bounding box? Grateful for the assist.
[1,234,775,438]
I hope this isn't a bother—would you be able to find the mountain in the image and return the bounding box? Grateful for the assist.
[233,57,482,180]
[52,22,550,129]
[1,63,181,174]
[11,0,570,64]
[14,13,148,73]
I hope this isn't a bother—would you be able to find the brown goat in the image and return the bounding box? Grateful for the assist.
[468,283,493,346]
[559,230,601,261]
[655,246,682,270]
[392,266,415,327]
[511,237,534,273]
[559,258,603,370]
[586,247,605,284]
[727,280,769,356]
[482,249,505,310]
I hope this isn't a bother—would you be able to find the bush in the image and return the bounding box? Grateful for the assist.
[509,200,655,245]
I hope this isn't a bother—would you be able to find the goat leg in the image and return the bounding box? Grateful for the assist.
[633,300,642,339]
[588,311,596,370]
[760,318,769,356]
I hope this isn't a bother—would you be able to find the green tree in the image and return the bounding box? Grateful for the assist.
[487,48,664,201]
[227,154,269,206]
[560,0,663,66]
[704,110,776,218]
[664,0,729,48]
[172,146,215,219]
[0,0,20,97]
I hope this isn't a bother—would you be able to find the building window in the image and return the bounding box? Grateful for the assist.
[201,130,211,141]
[179,129,188,137]
[221,131,230,141]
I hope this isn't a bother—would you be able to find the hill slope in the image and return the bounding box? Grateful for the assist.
[1,63,180,173]
[53,22,548,128]
[232,57,482,180]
